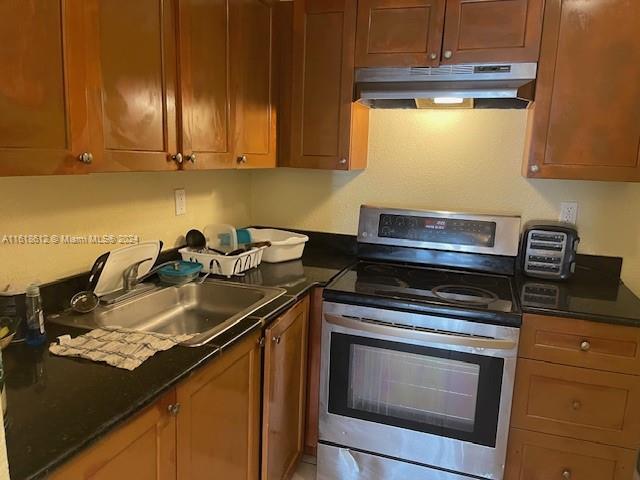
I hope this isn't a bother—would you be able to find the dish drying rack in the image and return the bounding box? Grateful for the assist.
[179,246,267,278]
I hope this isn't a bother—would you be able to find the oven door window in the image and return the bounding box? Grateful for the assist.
[328,333,504,447]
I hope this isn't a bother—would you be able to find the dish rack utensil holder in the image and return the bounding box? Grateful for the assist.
[178,246,267,278]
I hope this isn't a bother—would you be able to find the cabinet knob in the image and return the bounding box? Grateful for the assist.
[580,340,591,352]
[167,403,181,416]
[561,469,571,479]
[529,164,540,173]
[237,155,248,164]
[338,158,347,166]
[78,152,93,164]
[571,400,582,410]
[443,50,453,59]
[429,52,438,60]
[272,336,281,344]
[172,153,184,165]
[185,153,197,164]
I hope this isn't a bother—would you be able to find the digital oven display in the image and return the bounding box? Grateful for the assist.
[377,214,497,247]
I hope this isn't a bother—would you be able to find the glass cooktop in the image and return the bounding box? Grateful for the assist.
[327,261,518,314]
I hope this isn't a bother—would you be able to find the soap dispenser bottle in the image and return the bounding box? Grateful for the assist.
[25,284,47,347]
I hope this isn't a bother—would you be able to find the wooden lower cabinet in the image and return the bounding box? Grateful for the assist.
[262,297,310,480]
[519,314,640,376]
[511,359,640,448]
[176,330,262,480]
[507,313,640,480]
[505,428,637,480]
[304,288,324,456]
[50,390,177,480]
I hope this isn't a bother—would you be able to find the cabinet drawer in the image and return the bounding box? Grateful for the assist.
[512,359,640,448]
[520,314,640,375]
[505,428,637,480]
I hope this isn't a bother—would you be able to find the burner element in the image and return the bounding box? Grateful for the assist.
[432,284,499,306]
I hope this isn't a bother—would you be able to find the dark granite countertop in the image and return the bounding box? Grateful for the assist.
[517,274,640,327]
[5,227,640,480]
[4,239,355,480]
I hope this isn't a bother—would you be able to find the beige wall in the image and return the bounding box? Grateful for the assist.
[2,109,639,295]
[0,170,251,290]
[250,109,640,294]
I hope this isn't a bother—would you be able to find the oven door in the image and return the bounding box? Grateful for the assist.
[319,302,519,480]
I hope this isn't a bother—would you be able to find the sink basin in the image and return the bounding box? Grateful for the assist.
[50,280,286,347]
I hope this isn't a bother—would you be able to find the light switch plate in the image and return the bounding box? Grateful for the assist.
[559,201,578,224]
[174,189,186,216]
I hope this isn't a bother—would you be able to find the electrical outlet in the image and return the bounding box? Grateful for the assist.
[559,201,578,224]
[174,189,186,216]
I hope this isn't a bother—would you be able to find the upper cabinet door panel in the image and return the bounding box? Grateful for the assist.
[525,0,640,181]
[0,0,89,175]
[442,0,544,64]
[90,0,178,171]
[355,0,446,67]
[231,0,276,169]
[178,0,233,169]
[290,0,365,170]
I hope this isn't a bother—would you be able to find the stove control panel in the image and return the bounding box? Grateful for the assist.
[378,214,497,247]
[358,206,521,258]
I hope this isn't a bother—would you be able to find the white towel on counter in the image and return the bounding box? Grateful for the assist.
[49,327,196,370]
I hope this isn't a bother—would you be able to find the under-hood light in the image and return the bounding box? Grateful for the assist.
[433,97,465,105]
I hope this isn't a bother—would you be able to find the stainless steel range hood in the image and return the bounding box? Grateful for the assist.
[355,63,537,109]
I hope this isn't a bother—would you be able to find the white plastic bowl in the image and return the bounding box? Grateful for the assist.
[247,228,309,263]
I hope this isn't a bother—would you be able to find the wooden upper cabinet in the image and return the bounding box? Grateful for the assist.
[262,297,310,480]
[50,390,177,480]
[355,0,446,67]
[179,0,276,170]
[176,330,261,480]
[441,0,544,64]
[524,0,640,181]
[178,0,233,169]
[285,0,369,170]
[86,0,179,172]
[231,0,277,169]
[0,0,90,176]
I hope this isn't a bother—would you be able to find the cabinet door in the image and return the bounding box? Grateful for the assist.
[86,0,179,172]
[287,0,369,170]
[176,331,261,480]
[355,0,445,67]
[442,0,544,64]
[262,297,310,480]
[178,0,234,169]
[231,0,276,169]
[524,0,640,181]
[0,0,89,176]
[505,428,636,480]
[50,390,177,480]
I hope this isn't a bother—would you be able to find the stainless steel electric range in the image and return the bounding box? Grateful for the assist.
[318,206,523,480]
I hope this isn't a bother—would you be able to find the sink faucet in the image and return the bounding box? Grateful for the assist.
[101,259,182,305]
[122,259,181,292]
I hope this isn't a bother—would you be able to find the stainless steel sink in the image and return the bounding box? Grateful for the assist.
[50,280,286,347]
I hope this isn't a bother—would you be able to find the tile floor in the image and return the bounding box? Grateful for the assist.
[292,455,316,480]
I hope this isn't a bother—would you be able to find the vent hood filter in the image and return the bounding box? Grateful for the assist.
[355,63,537,109]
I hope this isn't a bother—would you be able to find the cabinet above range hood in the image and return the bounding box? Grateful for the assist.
[355,63,537,109]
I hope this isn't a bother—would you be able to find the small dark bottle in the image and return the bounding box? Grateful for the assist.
[25,284,47,347]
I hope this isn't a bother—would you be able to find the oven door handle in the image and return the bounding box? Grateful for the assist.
[325,314,517,351]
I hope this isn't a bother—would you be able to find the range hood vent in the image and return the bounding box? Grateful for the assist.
[355,63,537,109]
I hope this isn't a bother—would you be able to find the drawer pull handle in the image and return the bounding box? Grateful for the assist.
[571,400,582,411]
[561,469,571,479]
[580,340,591,352]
